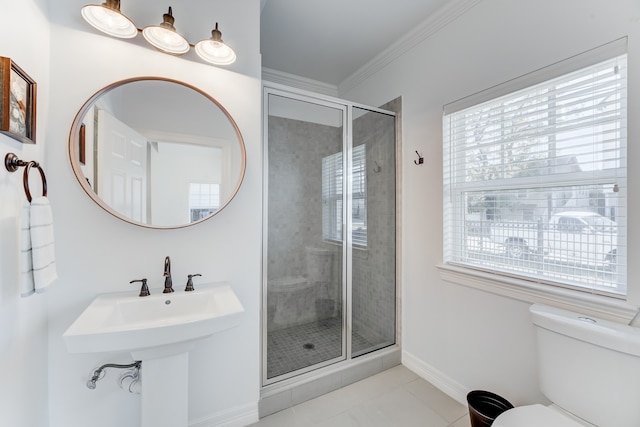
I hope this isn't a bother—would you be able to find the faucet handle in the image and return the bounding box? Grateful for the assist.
[130,278,150,297]
[185,274,202,292]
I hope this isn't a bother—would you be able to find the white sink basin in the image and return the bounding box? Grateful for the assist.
[63,284,244,355]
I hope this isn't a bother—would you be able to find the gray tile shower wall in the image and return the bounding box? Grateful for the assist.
[267,116,341,281]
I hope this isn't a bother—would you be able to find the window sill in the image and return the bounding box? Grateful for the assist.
[323,239,368,252]
[437,263,638,323]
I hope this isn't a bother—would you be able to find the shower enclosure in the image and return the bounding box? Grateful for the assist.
[262,86,397,386]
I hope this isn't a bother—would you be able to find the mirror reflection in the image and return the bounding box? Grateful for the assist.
[69,78,245,228]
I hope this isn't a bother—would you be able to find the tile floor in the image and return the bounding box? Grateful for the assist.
[251,365,471,427]
[267,317,385,378]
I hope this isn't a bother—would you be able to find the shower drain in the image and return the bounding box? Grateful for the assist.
[302,343,315,350]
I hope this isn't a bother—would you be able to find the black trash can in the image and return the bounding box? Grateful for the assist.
[467,390,514,427]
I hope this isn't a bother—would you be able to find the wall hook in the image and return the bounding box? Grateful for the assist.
[373,161,382,173]
[414,150,424,165]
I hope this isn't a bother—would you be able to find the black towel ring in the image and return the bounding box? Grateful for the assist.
[4,152,48,202]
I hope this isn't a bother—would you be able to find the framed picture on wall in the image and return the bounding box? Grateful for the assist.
[0,57,36,144]
[79,123,86,165]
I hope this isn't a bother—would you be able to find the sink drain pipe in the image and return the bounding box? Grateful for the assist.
[87,361,142,392]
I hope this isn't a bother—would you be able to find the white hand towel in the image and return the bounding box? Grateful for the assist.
[29,196,58,293]
[20,202,35,297]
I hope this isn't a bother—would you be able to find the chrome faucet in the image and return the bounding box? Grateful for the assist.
[163,256,174,293]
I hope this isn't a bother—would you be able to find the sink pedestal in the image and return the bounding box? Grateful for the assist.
[133,343,194,427]
[140,353,188,427]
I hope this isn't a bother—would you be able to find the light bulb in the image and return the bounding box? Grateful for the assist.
[143,26,189,55]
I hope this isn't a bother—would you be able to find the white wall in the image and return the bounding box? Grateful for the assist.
[43,1,262,426]
[342,0,640,405]
[0,1,51,426]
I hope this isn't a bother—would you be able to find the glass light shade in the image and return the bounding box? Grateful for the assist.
[142,26,190,55]
[81,3,138,39]
[195,23,236,65]
[195,39,236,65]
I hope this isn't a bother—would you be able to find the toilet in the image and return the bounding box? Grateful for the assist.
[493,303,640,427]
[267,247,333,331]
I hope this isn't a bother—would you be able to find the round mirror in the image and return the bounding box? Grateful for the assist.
[68,77,246,228]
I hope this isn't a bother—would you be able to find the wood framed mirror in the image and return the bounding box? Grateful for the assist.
[68,77,246,228]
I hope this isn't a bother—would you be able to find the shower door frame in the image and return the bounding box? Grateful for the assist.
[262,83,398,387]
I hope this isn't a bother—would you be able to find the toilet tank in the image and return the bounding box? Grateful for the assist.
[531,304,640,427]
[305,247,332,284]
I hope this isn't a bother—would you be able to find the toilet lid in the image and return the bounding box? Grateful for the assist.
[493,404,587,427]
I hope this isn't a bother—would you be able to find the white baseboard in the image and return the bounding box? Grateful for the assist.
[402,350,469,406]
[189,402,259,427]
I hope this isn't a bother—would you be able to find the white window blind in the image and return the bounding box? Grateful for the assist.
[352,144,367,246]
[443,51,627,297]
[322,151,343,242]
[322,144,367,246]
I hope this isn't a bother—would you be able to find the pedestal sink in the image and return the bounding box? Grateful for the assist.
[63,284,244,427]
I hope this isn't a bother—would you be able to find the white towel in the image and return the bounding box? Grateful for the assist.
[19,202,35,297]
[20,196,58,296]
[30,197,58,293]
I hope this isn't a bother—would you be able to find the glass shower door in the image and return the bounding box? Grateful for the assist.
[350,106,396,357]
[264,92,347,382]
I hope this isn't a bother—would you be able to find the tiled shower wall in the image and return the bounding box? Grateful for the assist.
[267,116,342,284]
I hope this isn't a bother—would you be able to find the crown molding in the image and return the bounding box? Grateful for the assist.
[261,67,339,97]
[338,0,483,94]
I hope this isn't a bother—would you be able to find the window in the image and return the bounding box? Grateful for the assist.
[443,48,627,297]
[189,182,220,222]
[322,144,367,246]
[352,144,367,246]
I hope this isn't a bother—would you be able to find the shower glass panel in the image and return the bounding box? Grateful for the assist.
[265,93,346,381]
[351,107,396,357]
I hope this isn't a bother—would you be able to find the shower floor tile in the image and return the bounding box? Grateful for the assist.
[267,318,383,379]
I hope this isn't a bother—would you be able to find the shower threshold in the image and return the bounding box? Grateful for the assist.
[260,345,400,418]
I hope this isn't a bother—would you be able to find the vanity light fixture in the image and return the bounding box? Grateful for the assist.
[142,7,190,55]
[80,1,236,65]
